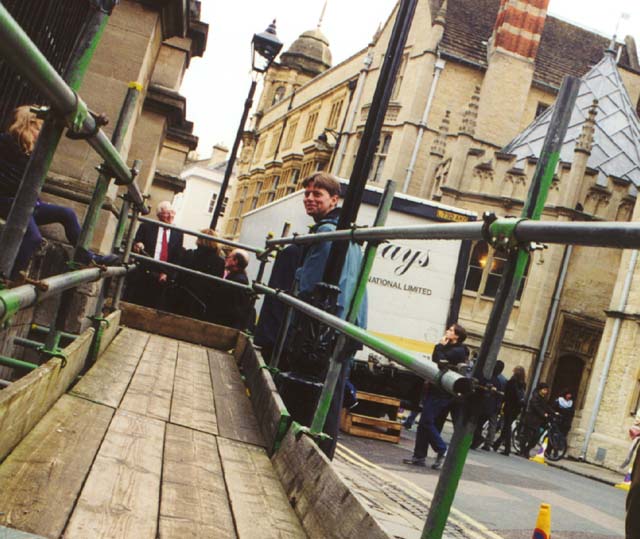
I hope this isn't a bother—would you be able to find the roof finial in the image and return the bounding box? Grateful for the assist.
[317,0,328,29]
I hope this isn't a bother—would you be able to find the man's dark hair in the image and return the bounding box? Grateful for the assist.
[301,171,341,197]
[451,323,467,343]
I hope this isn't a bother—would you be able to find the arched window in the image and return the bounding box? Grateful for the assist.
[272,85,286,105]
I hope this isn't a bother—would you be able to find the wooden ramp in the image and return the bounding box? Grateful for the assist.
[0,327,306,539]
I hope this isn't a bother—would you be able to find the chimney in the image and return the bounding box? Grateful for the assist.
[489,0,549,61]
[209,144,229,166]
[475,0,550,145]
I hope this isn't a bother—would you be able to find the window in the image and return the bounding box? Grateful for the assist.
[208,193,218,213]
[283,120,298,149]
[254,138,266,161]
[369,134,392,183]
[464,241,529,299]
[286,168,301,194]
[391,53,409,100]
[272,175,280,191]
[250,181,263,210]
[272,85,286,105]
[303,111,319,141]
[220,197,228,216]
[327,99,344,130]
[535,102,550,118]
[269,127,282,155]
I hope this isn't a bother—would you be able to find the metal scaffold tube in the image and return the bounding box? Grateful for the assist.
[129,253,254,292]
[0,266,129,324]
[136,216,265,255]
[0,3,146,211]
[254,283,473,397]
[267,219,640,250]
[422,75,581,539]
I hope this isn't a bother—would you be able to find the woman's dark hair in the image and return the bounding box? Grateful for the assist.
[535,382,549,392]
[450,323,467,343]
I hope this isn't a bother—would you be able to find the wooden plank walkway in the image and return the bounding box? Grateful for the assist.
[0,327,306,539]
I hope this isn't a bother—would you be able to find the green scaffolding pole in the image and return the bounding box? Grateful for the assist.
[309,180,396,437]
[421,75,581,538]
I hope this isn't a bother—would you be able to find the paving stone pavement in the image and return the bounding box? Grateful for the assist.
[334,443,503,539]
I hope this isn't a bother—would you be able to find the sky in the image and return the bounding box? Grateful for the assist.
[181,0,639,158]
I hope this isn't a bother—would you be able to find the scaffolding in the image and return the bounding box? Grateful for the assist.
[1,2,639,538]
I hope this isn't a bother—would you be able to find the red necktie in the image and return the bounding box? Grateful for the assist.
[160,228,169,261]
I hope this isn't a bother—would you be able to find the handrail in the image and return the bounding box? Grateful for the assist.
[253,283,473,396]
[129,253,254,292]
[0,266,129,324]
[266,219,640,250]
[0,4,147,213]
[136,217,265,255]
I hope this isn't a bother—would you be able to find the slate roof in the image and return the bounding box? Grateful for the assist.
[438,0,636,88]
[502,52,640,191]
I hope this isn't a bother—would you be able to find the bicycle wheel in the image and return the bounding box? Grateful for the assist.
[545,430,567,461]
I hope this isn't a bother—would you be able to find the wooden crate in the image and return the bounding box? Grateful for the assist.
[340,391,401,443]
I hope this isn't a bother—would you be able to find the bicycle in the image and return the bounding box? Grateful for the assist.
[512,414,567,461]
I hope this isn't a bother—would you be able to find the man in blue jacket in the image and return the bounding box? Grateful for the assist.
[283,172,367,458]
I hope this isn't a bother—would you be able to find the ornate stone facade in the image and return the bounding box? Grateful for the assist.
[226,0,640,469]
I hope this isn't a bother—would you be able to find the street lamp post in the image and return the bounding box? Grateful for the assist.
[210,21,283,231]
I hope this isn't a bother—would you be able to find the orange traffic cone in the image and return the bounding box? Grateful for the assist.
[530,436,548,465]
[615,467,632,491]
[532,503,551,539]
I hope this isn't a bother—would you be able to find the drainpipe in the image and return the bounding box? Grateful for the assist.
[332,51,373,175]
[580,249,639,460]
[402,56,445,193]
[527,244,572,403]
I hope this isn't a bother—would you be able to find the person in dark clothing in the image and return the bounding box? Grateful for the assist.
[553,389,575,437]
[253,244,302,364]
[404,323,469,470]
[0,105,117,278]
[216,248,253,330]
[125,201,184,310]
[472,360,507,450]
[626,411,640,538]
[519,381,554,457]
[492,365,526,455]
[175,228,224,320]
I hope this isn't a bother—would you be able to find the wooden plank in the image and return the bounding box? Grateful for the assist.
[64,409,165,539]
[120,301,238,350]
[0,328,94,461]
[208,349,264,447]
[97,309,122,357]
[349,413,401,431]
[169,342,218,434]
[159,424,236,539]
[70,328,149,408]
[0,395,113,538]
[0,526,48,539]
[237,342,291,455]
[342,424,400,443]
[120,335,177,421]
[217,437,305,539]
[357,391,401,407]
[272,429,388,539]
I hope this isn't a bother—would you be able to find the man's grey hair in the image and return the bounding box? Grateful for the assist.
[156,200,173,216]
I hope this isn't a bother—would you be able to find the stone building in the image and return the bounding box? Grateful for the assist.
[0,0,207,377]
[226,0,640,468]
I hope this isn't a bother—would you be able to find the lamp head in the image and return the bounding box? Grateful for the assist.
[252,20,283,72]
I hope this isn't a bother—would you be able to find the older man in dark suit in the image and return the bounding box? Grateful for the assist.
[125,200,184,309]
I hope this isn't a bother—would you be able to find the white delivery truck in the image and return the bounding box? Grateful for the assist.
[239,181,476,407]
